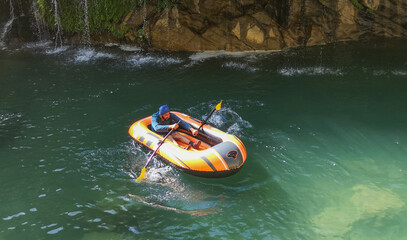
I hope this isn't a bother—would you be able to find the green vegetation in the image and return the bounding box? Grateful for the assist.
[350,0,375,14]
[157,0,171,10]
[36,0,157,40]
[350,0,364,9]
[137,28,144,39]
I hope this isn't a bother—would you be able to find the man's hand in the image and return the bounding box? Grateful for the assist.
[190,128,198,136]
[169,123,179,130]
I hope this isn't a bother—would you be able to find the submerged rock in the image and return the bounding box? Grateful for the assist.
[312,184,405,239]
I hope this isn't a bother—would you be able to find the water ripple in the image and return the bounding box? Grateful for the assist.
[47,226,63,234]
[3,212,25,221]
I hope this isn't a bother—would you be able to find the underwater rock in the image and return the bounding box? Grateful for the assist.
[312,184,405,239]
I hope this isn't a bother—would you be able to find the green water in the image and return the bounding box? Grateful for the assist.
[1,40,407,239]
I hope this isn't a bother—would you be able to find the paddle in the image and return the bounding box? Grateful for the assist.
[198,100,222,132]
[135,120,181,182]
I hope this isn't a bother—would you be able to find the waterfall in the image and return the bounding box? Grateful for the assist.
[0,0,15,47]
[164,0,171,50]
[164,6,170,50]
[142,0,149,43]
[82,0,91,46]
[51,0,63,47]
[31,0,48,41]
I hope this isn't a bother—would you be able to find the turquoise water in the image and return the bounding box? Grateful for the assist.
[1,40,407,239]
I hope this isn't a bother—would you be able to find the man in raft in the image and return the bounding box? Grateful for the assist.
[151,104,201,149]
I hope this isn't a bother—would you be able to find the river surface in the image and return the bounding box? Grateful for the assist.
[1,40,407,239]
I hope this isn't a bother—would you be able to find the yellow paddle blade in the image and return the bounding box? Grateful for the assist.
[135,168,147,182]
[216,100,222,111]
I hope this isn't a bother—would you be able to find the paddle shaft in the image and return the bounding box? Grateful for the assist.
[198,108,216,131]
[142,120,180,169]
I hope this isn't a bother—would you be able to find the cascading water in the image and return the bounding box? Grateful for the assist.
[81,0,91,46]
[0,0,15,47]
[164,4,170,50]
[51,0,63,47]
[142,0,149,43]
[31,0,48,42]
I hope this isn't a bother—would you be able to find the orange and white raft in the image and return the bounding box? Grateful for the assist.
[129,112,247,178]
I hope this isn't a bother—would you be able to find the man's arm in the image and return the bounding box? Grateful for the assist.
[170,113,197,136]
[171,114,192,130]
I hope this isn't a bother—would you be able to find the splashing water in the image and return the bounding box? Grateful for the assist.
[72,48,115,63]
[45,45,69,54]
[207,107,253,135]
[222,61,259,72]
[278,67,344,76]
[127,54,183,67]
[118,44,141,52]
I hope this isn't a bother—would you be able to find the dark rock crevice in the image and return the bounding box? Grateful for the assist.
[2,0,407,51]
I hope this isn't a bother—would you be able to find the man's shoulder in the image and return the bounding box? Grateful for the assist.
[152,111,160,117]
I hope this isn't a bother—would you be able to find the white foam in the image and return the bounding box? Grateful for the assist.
[24,41,53,49]
[227,122,242,135]
[146,166,174,182]
[73,49,116,62]
[204,107,252,136]
[127,54,183,67]
[104,43,119,47]
[119,45,141,52]
[278,67,344,76]
[392,70,407,76]
[0,112,22,125]
[373,70,386,76]
[94,52,115,59]
[222,61,259,72]
[74,49,95,62]
[45,46,69,55]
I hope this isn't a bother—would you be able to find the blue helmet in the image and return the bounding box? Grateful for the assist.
[159,104,170,116]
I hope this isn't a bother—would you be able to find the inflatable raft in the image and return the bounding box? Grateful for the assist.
[129,112,247,177]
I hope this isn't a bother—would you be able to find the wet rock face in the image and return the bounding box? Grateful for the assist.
[0,0,37,45]
[143,0,407,51]
[1,0,407,50]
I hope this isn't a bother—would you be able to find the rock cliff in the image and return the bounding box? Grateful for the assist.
[1,0,407,51]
